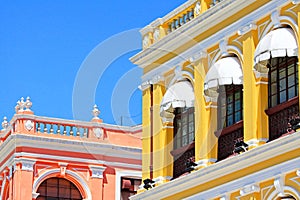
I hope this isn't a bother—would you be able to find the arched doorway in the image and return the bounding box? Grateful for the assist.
[36,177,82,200]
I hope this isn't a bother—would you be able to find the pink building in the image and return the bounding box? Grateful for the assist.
[0,97,142,200]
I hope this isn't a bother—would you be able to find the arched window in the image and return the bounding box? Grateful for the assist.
[36,177,82,200]
[254,27,299,141]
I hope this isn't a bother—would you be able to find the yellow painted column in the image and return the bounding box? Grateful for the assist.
[152,80,166,180]
[193,53,218,167]
[240,27,268,148]
[141,84,151,181]
[161,121,174,181]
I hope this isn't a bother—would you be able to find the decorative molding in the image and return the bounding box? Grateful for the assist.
[25,120,34,131]
[138,81,151,91]
[237,23,257,35]
[59,162,68,177]
[151,18,164,27]
[152,176,172,185]
[219,194,229,200]
[219,38,229,57]
[153,28,160,42]
[32,192,40,199]
[1,117,9,130]
[140,25,154,36]
[274,176,285,197]
[134,0,292,82]
[150,75,165,85]
[189,51,207,63]
[292,0,300,5]
[115,170,142,200]
[89,166,106,179]
[240,184,260,196]
[32,169,92,200]
[18,158,36,172]
[93,128,103,139]
[130,132,300,200]
[271,9,281,28]
[297,170,300,177]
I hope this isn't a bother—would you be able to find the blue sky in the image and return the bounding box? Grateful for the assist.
[0,0,186,126]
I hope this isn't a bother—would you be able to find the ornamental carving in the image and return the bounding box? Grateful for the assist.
[25,120,34,131]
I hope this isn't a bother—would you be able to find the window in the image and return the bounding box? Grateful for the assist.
[120,178,141,200]
[268,56,298,108]
[218,84,243,129]
[173,107,195,149]
[36,178,82,200]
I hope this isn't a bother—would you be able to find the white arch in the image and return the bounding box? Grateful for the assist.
[32,169,92,200]
[267,186,300,200]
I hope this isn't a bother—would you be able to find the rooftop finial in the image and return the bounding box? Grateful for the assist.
[92,104,100,119]
[1,117,9,130]
[15,97,33,114]
[25,97,32,111]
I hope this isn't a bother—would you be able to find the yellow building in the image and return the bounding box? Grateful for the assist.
[130,0,300,199]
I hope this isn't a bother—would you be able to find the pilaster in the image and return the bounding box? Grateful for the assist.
[140,82,152,180]
[152,77,165,179]
[239,24,268,148]
[89,166,106,200]
[193,52,217,167]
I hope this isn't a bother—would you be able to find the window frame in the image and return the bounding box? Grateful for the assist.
[268,56,298,108]
[173,107,195,149]
[218,84,243,129]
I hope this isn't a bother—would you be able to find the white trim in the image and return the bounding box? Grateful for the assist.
[89,165,106,179]
[115,170,142,200]
[256,81,268,85]
[32,169,92,200]
[240,184,260,196]
[185,158,300,200]
[130,132,300,200]
[134,0,292,82]
[267,186,300,200]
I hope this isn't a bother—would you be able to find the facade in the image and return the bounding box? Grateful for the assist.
[0,97,142,200]
[131,0,300,199]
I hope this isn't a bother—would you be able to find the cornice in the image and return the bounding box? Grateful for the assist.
[132,0,291,82]
[130,132,300,200]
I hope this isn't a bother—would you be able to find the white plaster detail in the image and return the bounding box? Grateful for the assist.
[194,1,201,16]
[93,128,103,139]
[18,158,36,172]
[219,194,229,200]
[1,117,9,130]
[240,184,260,196]
[237,23,257,36]
[25,97,32,111]
[143,35,150,49]
[89,165,106,179]
[292,0,300,4]
[150,75,164,85]
[25,120,34,131]
[153,29,160,42]
[271,9,281,28]
[59,162,68,177]
[219,38,228,57]
[274,176,285,197]
[32,169,92,200]
[296,170,300,177]
[92,104,100,119]
[138,81,151,91]
[131,132,300,200]
[189,51,207,63]
[140,25,153,36]
[32,192,40,199]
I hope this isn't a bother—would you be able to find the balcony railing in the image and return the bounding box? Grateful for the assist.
[170,142,195,179]
[215,121,244,161]
[265,96,299,142]
[141,0,228,49]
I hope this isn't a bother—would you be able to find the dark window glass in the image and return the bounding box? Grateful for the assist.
[36,178,82,200]
[268,56,298,108]
[173,107,195,149]
[218,84,243,129]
